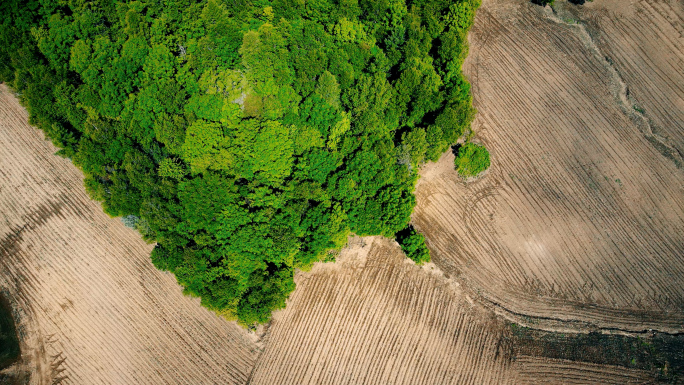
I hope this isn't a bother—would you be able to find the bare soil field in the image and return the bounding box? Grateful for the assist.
[0,84,259,384]
[248,237,664,384]
[249,236,515,385]
[579,0,684,166]
[413,0,684,333]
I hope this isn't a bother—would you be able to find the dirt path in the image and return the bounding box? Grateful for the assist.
[413,0,684,333]
[0,84,259,384]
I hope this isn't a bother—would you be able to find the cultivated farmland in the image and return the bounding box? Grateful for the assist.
[248,236,663,384]
[579,0,684,166]
[413,0,684,333]
[249,236,514,385]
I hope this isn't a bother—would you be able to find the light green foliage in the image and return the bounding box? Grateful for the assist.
[200,69,245,99]
[144,44,174,80]
[401,128,429,168]
[293,125,325,154]
[153,113,186,156]
[315,71,341,108]
[395,225,431,265]
[183,120,225,174]
[232,120,294,184]
[69,39,92,74]
[0,0,480,326]
[327,112,350,150]
[445,1,478,33]
[333,17,369,43]
[158,158,187,181]
[454,142,491,178]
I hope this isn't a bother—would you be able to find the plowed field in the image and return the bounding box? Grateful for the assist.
[0,84,259,384]
[580,0,684,166]
[248,237,659,384]
[511,356,654,384]
[413,0,684,333]
[249,237,514,385]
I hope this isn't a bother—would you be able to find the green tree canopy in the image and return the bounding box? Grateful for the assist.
[396,225,431,265]
[454,142,491,178]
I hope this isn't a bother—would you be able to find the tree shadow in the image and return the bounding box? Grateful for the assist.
[451,143,463,157]
[0,293,20,371]
[530,0,553,6]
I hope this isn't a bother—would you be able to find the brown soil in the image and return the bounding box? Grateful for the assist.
[511,356,654,384]
[0,110,655,382]
[580,0,684,164]
[413,0,684,333]
[248,237,658,384]
[249,237,514,384]
[0,84,259,384]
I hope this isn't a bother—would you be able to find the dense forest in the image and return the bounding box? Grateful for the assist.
[0,0,479,325]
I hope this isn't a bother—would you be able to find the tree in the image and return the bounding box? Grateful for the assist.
[454,142,490,178]
[395,225,431,265]
[315,71,341,109]
[400,128,428,168]
[158,158,187,181]
[182,120,227,174]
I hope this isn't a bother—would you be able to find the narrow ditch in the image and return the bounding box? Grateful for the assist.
[544,1,683,168]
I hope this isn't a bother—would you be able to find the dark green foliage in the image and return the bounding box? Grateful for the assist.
[0,0,479,325]
[511,326,684,384]
[454,142,490,178]
[532,0,555,6]
[0,294,20,370]
[395,225,431,265]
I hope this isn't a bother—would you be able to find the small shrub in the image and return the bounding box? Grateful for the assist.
[532,0,554,6]
[121,215,139,229]
[395,226,431,265]
[454,142,490,178]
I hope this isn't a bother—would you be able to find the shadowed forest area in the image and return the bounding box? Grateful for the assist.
[0,0,480,325]
[0,294,20,371]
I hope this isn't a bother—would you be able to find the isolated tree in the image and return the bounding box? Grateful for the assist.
[454,142,491,178]
[396,225,431,265]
